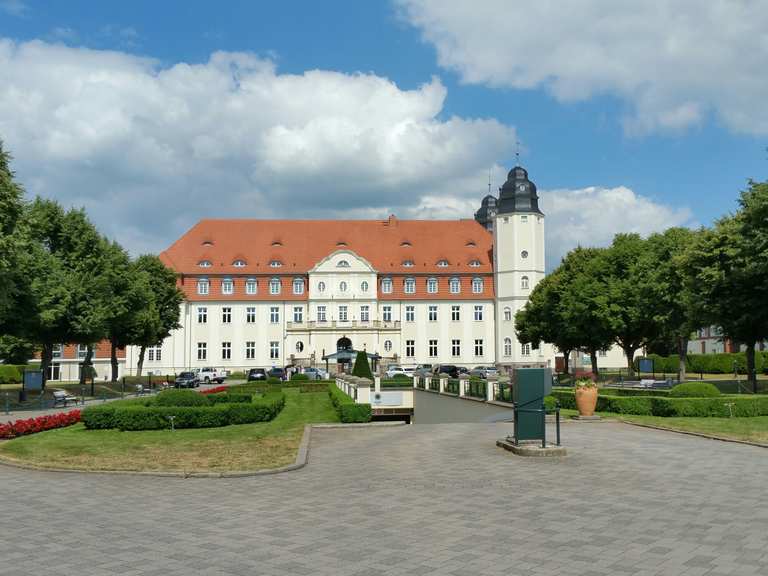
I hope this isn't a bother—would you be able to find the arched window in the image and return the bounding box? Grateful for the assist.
[381,278,392,294]
[504,307,512,321]
[504,338,512,356]
[469,259,481,267]
[245,278,257,295]
[521,275,529,289]
[317,281,326,293]
[269,277,281,295]
[384,340,392,352]
[404,277,416,294]
[198,260,212,268]
[472,277,483,294]
[269,260,282,268]
[361,281,369,292]
[197,279,209,295]
[232,259,246,268]
[427,277,438,294]
[296,341,304,353]
[293,278,304,295]
[339,281,348,293]
[337,260,350,268]
[402,260,414,267]
[449,277,461,294]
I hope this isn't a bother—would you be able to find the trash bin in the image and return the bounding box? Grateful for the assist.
[513,368,552,443]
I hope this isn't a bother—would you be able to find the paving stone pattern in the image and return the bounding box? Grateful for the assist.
[1,421,767,575]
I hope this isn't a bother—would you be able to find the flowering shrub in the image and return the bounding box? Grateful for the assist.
[201,385,228,395]
[0,410,81,439]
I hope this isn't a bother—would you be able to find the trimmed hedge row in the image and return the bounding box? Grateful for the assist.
[669,382,721,398]
[82,391,285,430]
[636,352,768,375]
[551,389,768,417]
[328,384,371,423]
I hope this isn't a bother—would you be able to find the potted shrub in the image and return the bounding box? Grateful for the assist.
[574,378,598,416]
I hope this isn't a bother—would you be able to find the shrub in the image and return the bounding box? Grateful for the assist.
[0,410,81,439]
[0,365,23,384]
[155,389,210,407]
[290,373,310,381]
[351,351,373,380]
[81,404,118,429]
[205,392,254,405]
[227,371,246,379]
[328,384,371,423]
[670,382,721,398]
[392,373,411,380]
[267,377,282,385]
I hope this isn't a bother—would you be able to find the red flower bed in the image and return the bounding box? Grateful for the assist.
[201,385,228,395]
[0,410,81,440]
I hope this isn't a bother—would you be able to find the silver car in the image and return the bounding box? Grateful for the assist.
[470,366,499,379]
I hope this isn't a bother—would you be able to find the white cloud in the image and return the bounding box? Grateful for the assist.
[0,0,27,17]
[398,0,768,135]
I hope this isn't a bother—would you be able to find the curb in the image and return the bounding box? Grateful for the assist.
[618,419,768,449]
[0,420,406,478]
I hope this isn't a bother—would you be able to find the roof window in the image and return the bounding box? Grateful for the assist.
[233,259,246,268]
[198,260,212,268]
[269,260,283,268]
[402,260,414,267]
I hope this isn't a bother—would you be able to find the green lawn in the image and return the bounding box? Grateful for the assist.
[0,389,339,473]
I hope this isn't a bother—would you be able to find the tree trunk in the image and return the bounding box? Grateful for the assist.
[562,348,571,375]
[110,339,119,382]
[677,336,687,383]
[745,340,757,394]
[136,345,147,377]
[589,349,599,380]
[40,342,53,387]
[623,345,637,377]
[80,345,95,395]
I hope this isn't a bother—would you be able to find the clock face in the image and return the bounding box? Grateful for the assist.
[517,184,526,192]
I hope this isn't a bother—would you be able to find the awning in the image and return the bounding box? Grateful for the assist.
[321,349,382,361]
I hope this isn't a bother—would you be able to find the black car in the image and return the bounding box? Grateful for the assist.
[247,368,268,382]
[267,367,286,381]
[432,364,460,378]
[175,371,200,388]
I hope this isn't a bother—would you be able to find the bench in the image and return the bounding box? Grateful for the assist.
[52,389,79,407]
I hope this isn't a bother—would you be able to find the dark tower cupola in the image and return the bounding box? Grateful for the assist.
[497,165,543,215]
[474,194,498,232]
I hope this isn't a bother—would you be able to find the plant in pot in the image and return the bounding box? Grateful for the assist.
[574,378,598,417]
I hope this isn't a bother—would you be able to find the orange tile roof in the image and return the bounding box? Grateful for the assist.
[161,216,494,276]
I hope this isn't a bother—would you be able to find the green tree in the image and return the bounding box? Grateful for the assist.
[685,180,768,392]
[351,350,373,379]
[0,141,26,334]
[0,335,35,365]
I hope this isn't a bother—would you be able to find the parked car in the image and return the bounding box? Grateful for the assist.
[432,364,460,378]
[302,367,327,380]
[470,366,499,379]
[413,364,433,377]
[175,371,200,388]
[195,367,227,384]
[385,365,408,378]
[267,367,286,381]
[247,368,268,382]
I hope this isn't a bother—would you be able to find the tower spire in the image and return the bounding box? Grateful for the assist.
[515,141,520,165]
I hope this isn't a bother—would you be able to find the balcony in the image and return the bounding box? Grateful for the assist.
[286,320,401,331]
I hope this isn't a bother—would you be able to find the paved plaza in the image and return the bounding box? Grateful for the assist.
[1,421,767,576]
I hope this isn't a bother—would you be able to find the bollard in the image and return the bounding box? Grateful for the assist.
[121,376,125,398]
[4,392,9,415]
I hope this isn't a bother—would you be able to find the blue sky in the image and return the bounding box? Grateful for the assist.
[1,0,766,266]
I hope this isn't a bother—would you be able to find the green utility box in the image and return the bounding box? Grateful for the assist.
[513,368,552,443]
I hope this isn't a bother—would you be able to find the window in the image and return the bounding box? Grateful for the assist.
[451,305,460,321]
[401,241,411,247]
[221,279,234,295]
[599,349,607,357]
[383,305,392,322]
[339,305,348,322]
[318,281,326,293]
[337,260,350,268]
[271,240,282,247]
[76,344,88,359]
[469,259,481,267]
[198,260,212,268]
[52,344,62,359]
[504,338,512,356]
[269,260,282,268]
[246,307,256,323]
[270,306,279,323]
[381,278,392,293]
[197,342,207,361]
[437,259,449,267]
[427,277,438,293]
[521,250,529,259]
[269,341,279,359]
[197,306,208,324]
[449,277,460,294]
[336,241,347,247]
[428,339,438,358]
[221,341,231,360]
[404,277,415,294]
[233,259,246,268]
[405,305,415,322]
[521,343,531,356]
[202,240,214,247]
[406,340,415,357]
[339,281,348,293]
[246,279,257,294]
[197,279,209,295]
[472,277,484,293]
[293,278,304,295]
[452,339,461,357]
[222,307,231,324]
[269,278,281,294]
[521,215,528,223]
[474,305,484,321]
[360,305,370,322]
[504,307,512,322]
[245,341,255,360]
[360,281,369,292]
[296,341,304,353]
[521,276,529,290]
[148,345,162,362]
[384,340,392,353]
[402,260,414,267]
[317,305,327,322]
[293,306,303,323]
[428,305,438,322]
[474,339,484,356]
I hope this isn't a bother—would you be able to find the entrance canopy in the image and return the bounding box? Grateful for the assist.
[322,349,381,362]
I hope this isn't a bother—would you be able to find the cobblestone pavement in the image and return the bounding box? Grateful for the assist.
[1,421,767,575]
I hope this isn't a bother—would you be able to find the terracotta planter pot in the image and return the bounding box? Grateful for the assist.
[574,386,598,417]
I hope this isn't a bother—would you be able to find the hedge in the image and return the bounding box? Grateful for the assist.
[669,382,721,398]
[0,365,23,384]
[328,384,371,423]
[204,391,254,405]
[154,389,210,407]
[82,391,286,430]
[636,352,768,375]
[290,373,310,381]
[550,389,768,417]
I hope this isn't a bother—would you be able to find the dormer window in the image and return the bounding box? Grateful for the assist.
[221,279,234,295]
[232,259,246,268]
[469,259,481,268]
[427,277,438,293]
[402,260,414,267]
[336,241,347,247]
[269,260,282,268]
[465,241,476,247]
[271,241,282,247]
[436,259,449,267]
[198,260,212,268]
[381,278,393,294]
[404,277,416,294]
[337,260,350,268]
[472,277,484,293]
[245,279,257,295]
[400,241,411,247]
[269,278,281,295]
[202,240,214,247]
[449,277,461,294]
[197,279,210,295]
[293,278,305,295]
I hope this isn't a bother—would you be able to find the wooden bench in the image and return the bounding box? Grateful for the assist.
[52,389,79,407]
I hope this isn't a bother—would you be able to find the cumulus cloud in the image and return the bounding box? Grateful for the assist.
[398,0,768,135]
